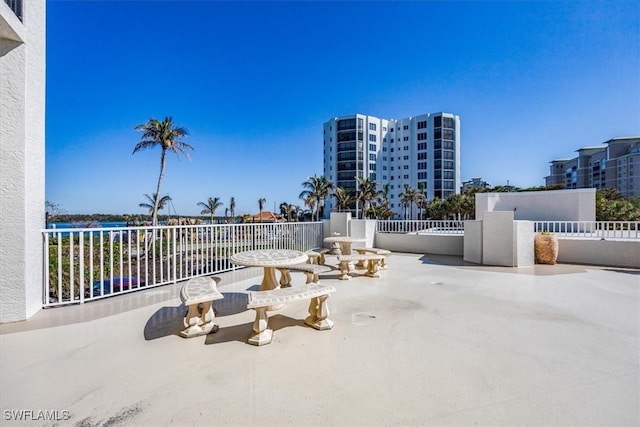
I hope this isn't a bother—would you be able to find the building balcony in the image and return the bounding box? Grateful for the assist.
[0,0,24,42]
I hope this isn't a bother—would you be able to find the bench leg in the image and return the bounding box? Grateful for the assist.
[248,307,273,346]
[302,271,314,284]
[278,269,292,287]
[380,257,388,269]
[338,261,352,280]
[307,255,319,265]
[305,294,334,330]
[365,259,381,278]
[318,253,326,265]
[181,301,217,338]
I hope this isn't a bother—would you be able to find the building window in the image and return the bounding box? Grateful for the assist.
[391,138,394,143]
[382,126,387,131]
[418,162,427,170]
[403,165,409,170]
[418,152,427,160]
[369,163,376,171]
[404,155,409,160]
[383,166,387,170]
[369,123,377,131]
[417,121,427,129]
[403,136,409,141]
[383,175,387,180]
[417,132,427,141]
[404,146,409,150]
[369,143,376,151]
[418,172,427,179]
[371,173,376,180]
[443,129,454,140]
[391,166,395,171]
[417,142,427,150]
[434,116,442,127]
[443,117,454,129]
[404,174,409,179]
[391,148,394,152]
[383,147,387,152]
[369,134,377,142]
[403,125,409,130]
[369,154,376,161]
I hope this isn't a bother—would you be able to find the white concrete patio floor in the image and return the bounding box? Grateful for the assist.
[1,253,639,426]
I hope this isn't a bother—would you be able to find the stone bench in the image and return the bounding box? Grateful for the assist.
[336,254,384,280]
[246,284,336,346]
[354,247,391,269]
[277,263,332,287]
[180,276,224,338]
[306,248,330,265]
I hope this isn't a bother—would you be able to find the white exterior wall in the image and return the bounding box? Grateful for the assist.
[0,0,46,323]
[475,189,596,222]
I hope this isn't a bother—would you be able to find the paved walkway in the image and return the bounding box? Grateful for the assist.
[1,254,638,426]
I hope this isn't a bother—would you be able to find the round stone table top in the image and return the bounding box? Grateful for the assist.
[230,249,308,267]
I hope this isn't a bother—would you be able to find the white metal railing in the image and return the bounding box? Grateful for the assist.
[534,221,639,240]
[376,220,465,234]
[42,222,323,307]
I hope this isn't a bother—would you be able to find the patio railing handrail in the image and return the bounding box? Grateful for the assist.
[42,222,323,307]
[534,220,639,240]
[376,220,465,234]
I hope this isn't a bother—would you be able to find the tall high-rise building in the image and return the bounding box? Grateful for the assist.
[323,112,460,218]
[545,137,640,197]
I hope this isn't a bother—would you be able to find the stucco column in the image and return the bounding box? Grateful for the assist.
[0,0,46,323]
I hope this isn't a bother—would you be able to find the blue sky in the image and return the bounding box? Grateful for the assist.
[45,0,640,216]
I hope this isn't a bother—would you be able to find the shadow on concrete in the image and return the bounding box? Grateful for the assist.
[204,315,304,345]
[418,255,589,276]
[143,291,250,341]
[604,268,640,275]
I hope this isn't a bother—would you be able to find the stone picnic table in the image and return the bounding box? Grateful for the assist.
[230,249,309,292]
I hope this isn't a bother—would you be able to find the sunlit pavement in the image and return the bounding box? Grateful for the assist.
[1,253,638,426]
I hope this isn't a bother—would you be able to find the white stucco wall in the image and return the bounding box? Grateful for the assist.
[475,189,596,221]
[374,233,463,256]
[349,219,376,248]
[0,0,45,323]
[558,239,640,269]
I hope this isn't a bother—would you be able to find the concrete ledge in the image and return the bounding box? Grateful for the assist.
[558,238,640,269]
[374,233,463,256]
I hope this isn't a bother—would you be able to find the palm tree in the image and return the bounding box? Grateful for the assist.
[197,197,223,224]
[279,202,295,222]
[229,197,236,222]
[139,193,172,218]
[333,187,354,212]
[302,195,316,221]
[444,194,464,220]
[427,198,446,220]
[355,177,378,219]
[133,117,193,226]
[257,198,266,223]
[299,175,335,221]
[400,186,418,219]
